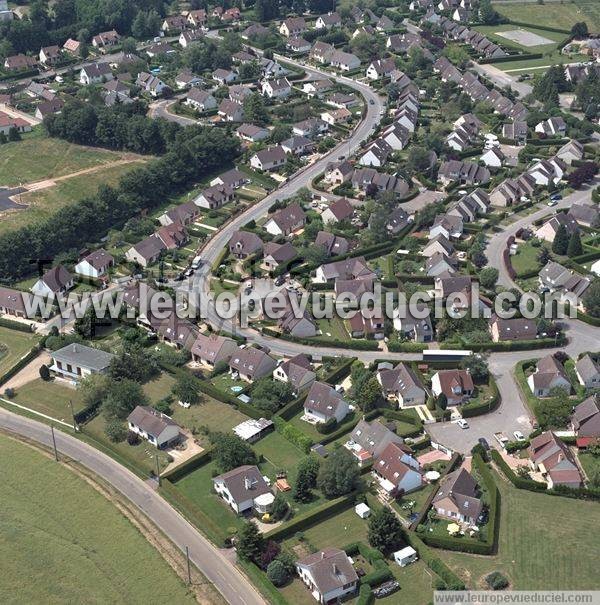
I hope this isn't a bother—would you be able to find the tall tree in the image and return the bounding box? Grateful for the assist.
[552,223,569,255]
[317,447,360,498]
[236,521,264,561]
[367,507,405,555]
[567,230,583,258]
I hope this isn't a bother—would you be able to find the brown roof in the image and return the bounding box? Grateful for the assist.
[327,198,354,221]
[435,369,474,398]
[0,287,30,314]
[296,548,358,595]
[191,333,236,363]
[433,467,482,519]
[490,316,536,341]
[82,248,114,270]
[268,202,307,233]
[304,381,346,419]
[40,265,72,293]
[374,442,418,485]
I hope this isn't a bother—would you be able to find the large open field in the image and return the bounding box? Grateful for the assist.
[10,378,86,422]
[0,435,196,604]
[441,471,600,589]
[0,160,143,236]
[495,1,599,31]
[0,326,38,375]
[0,132,127,186]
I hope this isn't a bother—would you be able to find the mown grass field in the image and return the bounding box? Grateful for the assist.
[0,161,142,236]
[10,378,85,421]
[0,326,37,375]
[0,435,196,604]
[0,132,126,186]
[441,472,600,589]
[495,1,598,31]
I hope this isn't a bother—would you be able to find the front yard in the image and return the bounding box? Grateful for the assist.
[9,378,85,422]
[0,326,38,375]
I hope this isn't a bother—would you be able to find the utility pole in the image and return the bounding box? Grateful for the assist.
[51,425,58,461]
[155,453,161,486]
[186,546,192,585]
[68,399,77,431]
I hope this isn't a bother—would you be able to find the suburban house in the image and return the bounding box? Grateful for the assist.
[535,212,578,244]
[527,355,571,397]
[575,355,600,391]
[278,297,317,339]
[303,382,350,424]
[31,265,73,297]
[429,214,463,240]
[156,315,198,351]
[315,256,376,284]
[213,465,274,514]
[538,261,591,299]
[194,184,234,210]
[49,343,114,381]
[324,160,353,185]
[125,235,166,268]
[431,369,474,406]
[556,140,584,164]
[372,442,423,497]
[315,231,349,257]
[535,116,567,137]
[262,241,297,271]
[366,58,397,80]
[187,9,207,27]
[432,468,483,524]
[296,548,358,604]
[502,120,528,145]
[329,50,360,71]
[437,160,490,187]
[528,157,566,186]
[528,431,583,488]
[426,252,457,277]
[359,138,393,167]
[422,234,454,258]
[568,204,599,228]
[0,287,31,318]
[4,54,37,71]
[179,29,204,48]
[320,108,351,126]
[229,230,263,259]
[185,88,216,111]
[229,347,277,382]
[264,203,307,236]
[315,12,341,29]
[262,78,291,99]
[348,311,385,340]
[39,45,61,66]
[191,334,238,367]
[302,78,332,97]
[211,169,248,190]
[489,316,536,342]
[158,201,200,227]
[287,36,311,53]
[217,99,244,122]
[237,123,270,143]
[393,304,434,343]
[156,222,188,249]
[279,16,307,37]
[250,146,287,172]
[92,29,120,50]
[212,68,236,85]
[79,63,113,85]
[321,198,354,225]
[377,362,427,407]
[75,249,114,279]
[175,70,202,89]
[136,71,167,97]
[571,396,600,440]
[127,406,180,449]
[345,418,405,465]
[480,147,505,168]
[273,354,316,394]
[281,136,313,156]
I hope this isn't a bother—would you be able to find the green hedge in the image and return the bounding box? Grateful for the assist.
[507,20,571,34]
[163,448,214,482]
[0,345,41,387]
[381,408,423,427]
[261,327,379,350]
[491,449,547,491]
[460,377,500,418]
[387,341,427,352]
[275,393,307,421]
[404,533,465,589]
[323,357,356,385]
[272,416,313,453]
[445,337,564,352]
[264,493,356,541]
[576,312,600,328]
[237,559,290,605]
[479,52,542,65]
[0,318,34,332]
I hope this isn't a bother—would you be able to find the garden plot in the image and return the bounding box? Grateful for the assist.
[496,29,556,47]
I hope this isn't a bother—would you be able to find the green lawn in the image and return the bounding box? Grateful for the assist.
[389,560,436,605]
[143,372,177,403]
[0,435,196,604]
[578,452,600,483]
[316,316,350,341]
[510,242,544,277]
[288,408,358,442]
[0,162,143,236]
[496,1,599,31]
[10,378,85,422]
[82,414,171,475]
[0,133,126,187]
[0,326,38,375]
[441,471,600,589]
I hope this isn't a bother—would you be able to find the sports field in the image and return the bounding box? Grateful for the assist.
[495,1,599,31]
[0,435,197,604]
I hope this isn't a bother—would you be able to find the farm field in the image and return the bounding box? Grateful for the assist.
[494,1,598,31]
[0,435,196,604]
[0,132,127,186]
[575,0,600,31]
[0,161,144,236]
[0,326,37,375]
[441,472,600,589]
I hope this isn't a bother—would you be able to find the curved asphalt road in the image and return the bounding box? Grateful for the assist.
[0,408,266,605]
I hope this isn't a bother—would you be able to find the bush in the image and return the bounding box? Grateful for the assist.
[39,364,51,381]
[4,387,15,399]
[127,430,140,445]
[105,419,127,443]
[486,571,509,590]
[317,417,338,434]
[266,560,288,586]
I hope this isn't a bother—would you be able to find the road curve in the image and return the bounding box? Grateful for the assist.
[0,409,266,605]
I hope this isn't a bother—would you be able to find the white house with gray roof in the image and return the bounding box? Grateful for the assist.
[213,464,274,514]
[127,405,180,448]
[50,343,114,381]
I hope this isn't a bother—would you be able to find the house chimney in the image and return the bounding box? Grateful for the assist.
[321,552,325,560]
[332,563,340,575]
[244,476,252,490]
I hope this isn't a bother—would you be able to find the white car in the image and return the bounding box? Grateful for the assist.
[513,430,526,442]
[457,419,469,429]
